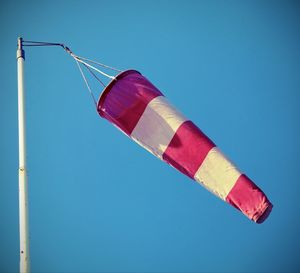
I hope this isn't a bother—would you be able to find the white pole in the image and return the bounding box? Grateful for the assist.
[17,37,30,273]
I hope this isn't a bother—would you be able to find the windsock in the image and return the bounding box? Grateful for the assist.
[97,70,272,223]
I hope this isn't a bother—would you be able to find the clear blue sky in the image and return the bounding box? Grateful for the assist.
[1,0,300,272]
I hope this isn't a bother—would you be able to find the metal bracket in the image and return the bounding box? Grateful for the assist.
[17,37,25,60]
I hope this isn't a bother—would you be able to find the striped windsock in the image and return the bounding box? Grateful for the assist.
[97,70,272,223]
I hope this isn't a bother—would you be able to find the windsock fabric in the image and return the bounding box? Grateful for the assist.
[97,70,272,223]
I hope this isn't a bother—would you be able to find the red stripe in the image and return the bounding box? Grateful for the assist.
[226,174,273,223]
[98,70,163,135]
[162,121,215,178]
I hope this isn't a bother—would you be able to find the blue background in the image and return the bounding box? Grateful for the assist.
[1,0,300,272]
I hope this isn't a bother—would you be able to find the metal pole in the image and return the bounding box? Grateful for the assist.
[17,37,30,273]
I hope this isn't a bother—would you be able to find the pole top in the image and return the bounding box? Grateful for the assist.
[17,37,25,60]
[18,37,23,50]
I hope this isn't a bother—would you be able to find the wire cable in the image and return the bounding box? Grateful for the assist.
[21,39,121,107]
[81,63,106,88]
[73,56,116,80]
[23,40,120,79]
[73,55,122,72]
[74,58,98,107]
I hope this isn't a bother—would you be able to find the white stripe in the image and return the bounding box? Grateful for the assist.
[194,147,241,200]
[131,96,187,159]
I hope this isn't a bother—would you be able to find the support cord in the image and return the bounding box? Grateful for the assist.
[81,63,106,88]
[74,59,98,107]
[74,55,122,72]
[22,40,121,107]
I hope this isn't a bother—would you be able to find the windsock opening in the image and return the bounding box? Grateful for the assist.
[97,70,163,135]
[97,70,140,115]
